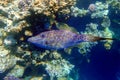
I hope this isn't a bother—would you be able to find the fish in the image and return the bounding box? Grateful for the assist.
[27,30,113,50]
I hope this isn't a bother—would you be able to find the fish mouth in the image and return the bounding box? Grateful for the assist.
[27,37,43,44]
[27,37,34,43]
[27,37,31,42]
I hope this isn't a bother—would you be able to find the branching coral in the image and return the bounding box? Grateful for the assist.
[18,0,76,16]
[90,2,109,18]
[45,59,74,79]
[0,0,14,6]
[70,6,88,17]
[0,46,17,73]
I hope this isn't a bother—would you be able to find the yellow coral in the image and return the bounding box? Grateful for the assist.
[0,38,3,46]
[32,0,76,15]
[103,27,113,50]
[30,76,43,80]
[104,42,111,50]
[24,30,33,36]
[0,0,13,6]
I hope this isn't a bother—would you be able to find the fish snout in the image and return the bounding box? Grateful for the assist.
[27,37,34,43]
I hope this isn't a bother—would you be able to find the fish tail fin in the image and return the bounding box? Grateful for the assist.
[93,37,115,41]
[86,35,115,42]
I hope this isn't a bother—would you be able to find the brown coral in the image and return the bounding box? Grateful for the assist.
[18,0,76,16]
[0,0,13,6]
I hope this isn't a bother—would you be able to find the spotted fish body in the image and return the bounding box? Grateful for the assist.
[27,30,112,50]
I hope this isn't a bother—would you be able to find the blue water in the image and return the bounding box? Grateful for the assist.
[79,42,120,80]
[66,4,120,80]
[64,1,120,79]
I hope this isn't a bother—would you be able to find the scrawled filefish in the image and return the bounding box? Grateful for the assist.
[28,30,113,50]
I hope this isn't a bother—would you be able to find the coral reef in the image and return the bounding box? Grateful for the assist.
[18,0,76,16]
[45,59,74,79]
[70,6,88,17]
[0,46,17,73]
[7,65,25,78]
[4,76,22,80]
[107,0,120,10]
[0,0,14,6]
[28,76,43,80]
[3,35,17,46]
[90,2,109,18]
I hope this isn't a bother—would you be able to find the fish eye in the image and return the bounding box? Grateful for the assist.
[45,41,48,45]
[41,34,45,38]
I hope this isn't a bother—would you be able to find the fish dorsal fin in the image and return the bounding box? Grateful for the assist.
[55,22,79,33]
[45,21,59,31]
[50,22,59,30]
[50,21,79,34]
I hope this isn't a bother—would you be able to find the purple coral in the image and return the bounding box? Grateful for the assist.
[4,76,22,80]
[18,0,32,10]
[88,4,96,12]
[25,0,32,5]
[18,1,26,10]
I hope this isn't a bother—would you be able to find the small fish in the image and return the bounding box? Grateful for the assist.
[28,30,113,50]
